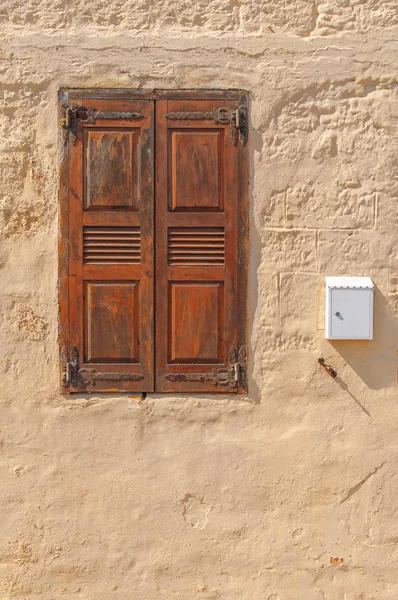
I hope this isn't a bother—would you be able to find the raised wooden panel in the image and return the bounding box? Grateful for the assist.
[85,282,139,363]
[168,227,225,265]
[169,282,224,363]
[85,129,137,209]
[170,130,223,211]
[83,226,140,264]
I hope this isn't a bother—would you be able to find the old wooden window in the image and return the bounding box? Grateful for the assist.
[59,89,248,394]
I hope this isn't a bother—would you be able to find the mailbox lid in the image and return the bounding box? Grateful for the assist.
[325,277,374,340]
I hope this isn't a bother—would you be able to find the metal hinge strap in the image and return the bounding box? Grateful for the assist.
[165,105,248,146]
[164,345,247,389]
[61,102,247,145]
[61,104,144,144]
[78,368,144,386]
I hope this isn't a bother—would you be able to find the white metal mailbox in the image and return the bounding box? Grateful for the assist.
[325,277,374,340]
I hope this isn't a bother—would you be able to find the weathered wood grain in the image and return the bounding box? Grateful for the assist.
[155,98,248,393]
[59,97,155,393]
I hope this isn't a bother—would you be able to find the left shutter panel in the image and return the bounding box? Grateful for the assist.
[59,99,154,392]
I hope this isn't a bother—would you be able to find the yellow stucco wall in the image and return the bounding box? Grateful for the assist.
[1,1,398,598]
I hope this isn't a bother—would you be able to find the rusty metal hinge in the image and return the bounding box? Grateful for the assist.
[164,368,233,387]
[165,105,248,146]
[233,105,248,147]
[60,104,82,144]
[61,346,79,387]
[61,104,144,144]
[78,368,144,386]
[229,345,247,389]
[164,345,247,389]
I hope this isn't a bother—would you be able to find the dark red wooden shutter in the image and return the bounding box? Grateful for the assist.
[155,98,248,393]
[59,98,154,392]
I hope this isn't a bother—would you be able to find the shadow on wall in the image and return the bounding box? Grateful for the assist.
[330,285,398,391]
[332,376,372,417]
[247,108,263,405]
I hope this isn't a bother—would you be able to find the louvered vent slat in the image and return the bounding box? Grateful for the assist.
[168,228,225,266]
[83,227,141,264]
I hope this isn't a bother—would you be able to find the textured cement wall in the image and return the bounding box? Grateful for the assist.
[1,1,398,598]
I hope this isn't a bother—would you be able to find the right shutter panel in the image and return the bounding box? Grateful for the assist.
[155,98,248,393]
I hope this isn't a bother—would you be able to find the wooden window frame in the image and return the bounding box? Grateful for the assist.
[58,89,249,394]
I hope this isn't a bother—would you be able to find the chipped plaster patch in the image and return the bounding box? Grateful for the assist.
[13,301,48,341]
[181,494,210,529]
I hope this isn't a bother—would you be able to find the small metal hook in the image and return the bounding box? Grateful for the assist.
[318,357,337,378]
